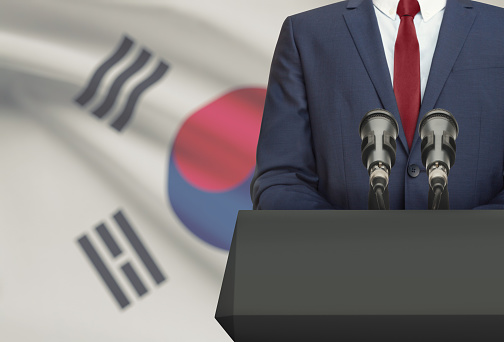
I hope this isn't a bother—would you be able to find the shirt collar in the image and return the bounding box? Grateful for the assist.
[373,0,446,22]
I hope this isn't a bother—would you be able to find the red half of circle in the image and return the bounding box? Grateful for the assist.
[173,87,266,192]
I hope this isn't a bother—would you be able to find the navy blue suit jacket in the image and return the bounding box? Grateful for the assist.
[251,0,504,210]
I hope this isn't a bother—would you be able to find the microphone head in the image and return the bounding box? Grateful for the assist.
[418,109,459,171]
[359,109,399,140]
[359,109,399,171]
[419,109,459,139]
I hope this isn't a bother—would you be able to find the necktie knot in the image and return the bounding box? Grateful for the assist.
[397,0,420,18]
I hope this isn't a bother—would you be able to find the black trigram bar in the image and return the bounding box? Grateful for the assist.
[74,36,134,106]
[113,210,166,285]
[77,235,130,309]
[95,223,122,258]
[110,61,170,131]
[92,49,152,118]
[121,262,148,297]
[74,35,170,133]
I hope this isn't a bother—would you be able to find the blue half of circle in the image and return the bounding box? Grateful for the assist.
[167,155,254,250]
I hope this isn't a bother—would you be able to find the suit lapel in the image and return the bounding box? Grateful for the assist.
[343,0,408,152]
[411,0,477,152]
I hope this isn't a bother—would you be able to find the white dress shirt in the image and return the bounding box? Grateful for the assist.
[373,0,446,101]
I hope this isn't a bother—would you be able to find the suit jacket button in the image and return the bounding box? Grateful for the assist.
[408,164,420,178]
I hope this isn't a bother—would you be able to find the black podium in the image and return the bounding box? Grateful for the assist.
[216,210,504,342]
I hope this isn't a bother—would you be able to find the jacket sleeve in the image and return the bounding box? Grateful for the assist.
[250,16,337,210]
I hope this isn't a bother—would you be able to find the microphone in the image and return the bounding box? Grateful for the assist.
[359,109,399,210]
[418,109,459,210]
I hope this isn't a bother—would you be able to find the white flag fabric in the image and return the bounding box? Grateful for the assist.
[0,1,336,340]
[0,0,502,341]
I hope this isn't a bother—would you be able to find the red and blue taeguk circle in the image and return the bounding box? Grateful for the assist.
[168,88,266,250]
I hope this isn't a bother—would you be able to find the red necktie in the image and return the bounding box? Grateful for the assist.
[394,0,421,149]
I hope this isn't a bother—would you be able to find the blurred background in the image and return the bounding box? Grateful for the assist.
[0,0,502,341]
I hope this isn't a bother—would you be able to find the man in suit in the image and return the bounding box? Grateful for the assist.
[251,0,504,210]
